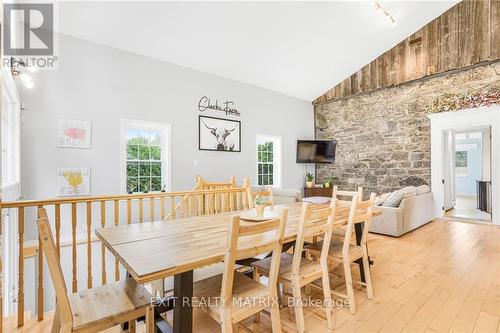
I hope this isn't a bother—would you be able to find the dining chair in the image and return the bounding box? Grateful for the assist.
[193,208,288,333]
[252,202,336,333]
[306,191,376,315]
[248,187,274,208]
[330,186,363,240]
[37,208,154,333]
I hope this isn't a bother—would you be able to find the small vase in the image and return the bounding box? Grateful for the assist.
[255,205,265,216]
[324,183,331,188]
[306,181,314,188]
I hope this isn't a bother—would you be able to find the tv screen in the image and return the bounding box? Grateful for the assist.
[296,140,337,164]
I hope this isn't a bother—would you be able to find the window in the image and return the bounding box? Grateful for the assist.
[121,120,171,193]
[1,67,20,187]
[256,135,281,187]
[455,150,468,177]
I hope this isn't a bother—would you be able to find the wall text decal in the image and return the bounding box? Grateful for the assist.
[198,96,241,117]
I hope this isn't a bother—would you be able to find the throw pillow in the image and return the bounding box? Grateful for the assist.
[375,192,392,206]
[382,186,417,207]
[416,185,431,195]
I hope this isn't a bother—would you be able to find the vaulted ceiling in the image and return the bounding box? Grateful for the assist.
[56,1,457,101]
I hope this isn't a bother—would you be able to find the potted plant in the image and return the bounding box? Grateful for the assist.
[305,173,315,188]
[254,195,265,216]
[324,177,337,188]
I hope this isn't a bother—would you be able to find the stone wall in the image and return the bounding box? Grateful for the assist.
[314,61,500,197]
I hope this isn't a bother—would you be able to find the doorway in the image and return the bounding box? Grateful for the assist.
[443,127,492,222]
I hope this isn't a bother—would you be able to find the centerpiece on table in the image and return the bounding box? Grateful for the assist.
[254,195,265,216]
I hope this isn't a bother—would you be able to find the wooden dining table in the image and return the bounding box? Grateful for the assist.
[95,202,381,333]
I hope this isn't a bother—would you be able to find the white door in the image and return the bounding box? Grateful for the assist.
[442,129,455,211]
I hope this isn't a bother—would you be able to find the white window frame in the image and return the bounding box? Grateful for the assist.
[256,134,282,188]
[1,66,21,188]
[120,119,172,193]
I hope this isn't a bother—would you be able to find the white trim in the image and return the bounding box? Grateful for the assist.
[1,66,19,106]
[428,105,499,225]
[255,134,282,188]
[120,119,172,193]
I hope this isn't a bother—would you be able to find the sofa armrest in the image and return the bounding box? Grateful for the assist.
[400,192,435,233]
[369,205,404,237]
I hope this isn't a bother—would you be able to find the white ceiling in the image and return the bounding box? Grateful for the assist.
[56,1,457,101]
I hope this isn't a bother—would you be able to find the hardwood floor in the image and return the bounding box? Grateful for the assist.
[4,219,500,332]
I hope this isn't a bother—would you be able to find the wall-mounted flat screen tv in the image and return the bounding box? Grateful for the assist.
[296,140,337,164]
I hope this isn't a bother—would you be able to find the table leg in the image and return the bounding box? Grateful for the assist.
[173,270,193,333]
[354,222,373,283]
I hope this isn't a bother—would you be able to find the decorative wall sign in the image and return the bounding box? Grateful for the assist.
[58,119,92,148]
[57,168,91,196]
[198,96,241,117]
[199,115,241,152]
[426,88,500,114]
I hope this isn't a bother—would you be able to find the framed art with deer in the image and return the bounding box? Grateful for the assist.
[199,115,241,152]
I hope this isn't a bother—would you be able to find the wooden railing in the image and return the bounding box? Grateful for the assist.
[165,176,248,219]
[0,185,250,328]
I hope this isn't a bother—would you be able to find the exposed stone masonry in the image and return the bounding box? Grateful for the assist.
[314,61,500,197]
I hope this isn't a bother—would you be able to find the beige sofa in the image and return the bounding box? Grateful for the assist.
[370,192,435,237]
[250,186,302,204]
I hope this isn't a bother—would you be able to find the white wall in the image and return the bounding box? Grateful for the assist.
[20,34,313,201]
[16,34,314,314]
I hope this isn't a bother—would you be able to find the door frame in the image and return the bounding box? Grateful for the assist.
[428,105,499,225]
[442,129,455,211]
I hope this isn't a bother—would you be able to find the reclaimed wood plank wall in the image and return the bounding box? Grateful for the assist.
[313,0,500,105]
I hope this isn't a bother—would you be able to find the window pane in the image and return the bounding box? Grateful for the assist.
[126,129,138,143]
[268,142,273,151]
[150,146,161,160]
[258,164,262,174]
[139,162,151,177]
[269,175,274,185]
[263,175,268,185]
[263,164,268,174]
[456,151,467,167]
[269,164,273,174]
[126,144,138,160]
[127,177,138,193]
[151,162,162,177]
[268,153,273,162]
[138,130,150,144]
[151,177,162,191]
[258,151,263,162]
[139,177,150,192]
[258,144,264,151]
[258,175,263,185]
[139,145,150,160]
[150,131,161,145]
[262,153,268,162]
[127,161,139,177]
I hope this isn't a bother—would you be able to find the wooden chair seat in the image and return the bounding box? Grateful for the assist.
[306,240,363,262]
[193,272,271,323]
[252,252,322,285]
[68,279,152,332]
[37,208,154,333]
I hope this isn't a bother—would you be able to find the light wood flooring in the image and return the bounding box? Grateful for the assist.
[4,219,500,332]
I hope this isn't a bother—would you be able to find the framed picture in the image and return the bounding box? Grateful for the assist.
[58,119,91,149]
[199,115,241,152]
[57,168,91,196]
